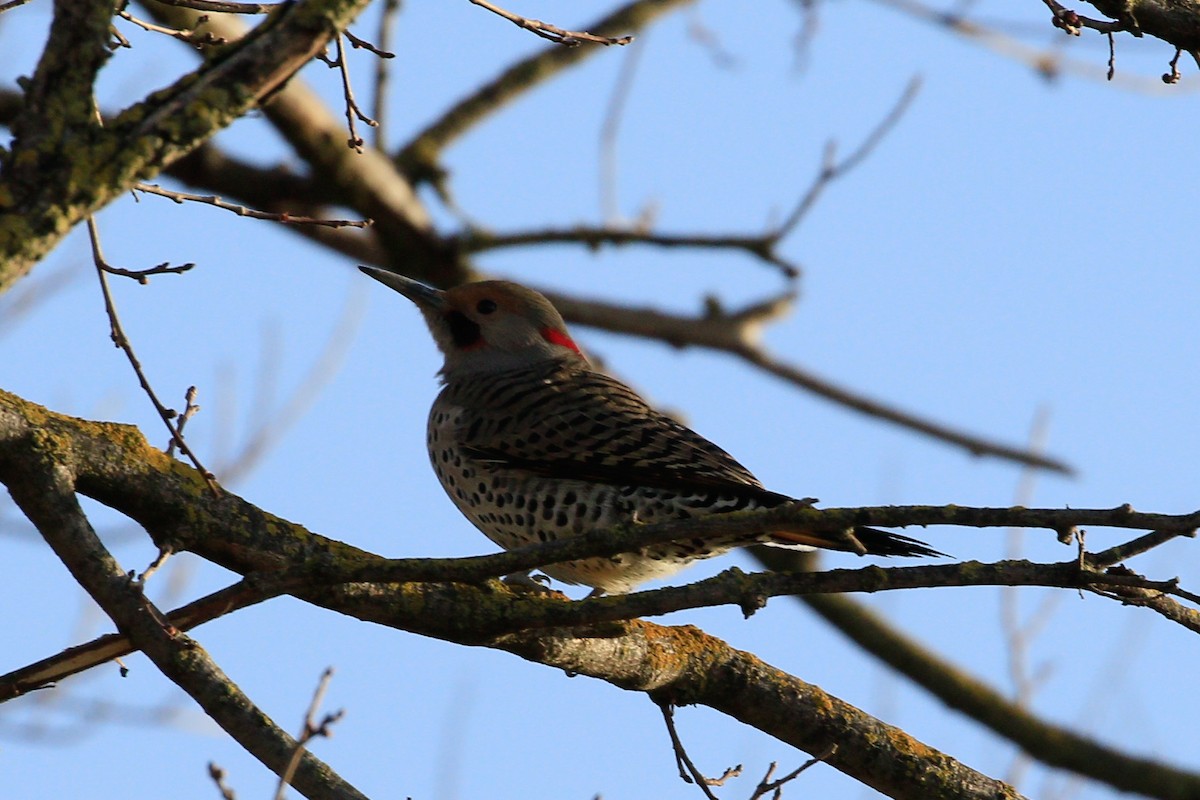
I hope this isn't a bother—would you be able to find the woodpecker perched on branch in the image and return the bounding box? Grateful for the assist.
[362,267,942,594]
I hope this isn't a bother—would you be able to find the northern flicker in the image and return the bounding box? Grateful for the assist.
[362,267,942,594]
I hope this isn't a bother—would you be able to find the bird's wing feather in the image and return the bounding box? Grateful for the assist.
[451,363,791,503]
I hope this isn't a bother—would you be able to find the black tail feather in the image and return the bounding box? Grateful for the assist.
[852,526,947,558]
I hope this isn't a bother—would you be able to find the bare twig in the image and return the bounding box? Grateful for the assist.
[370,0,403,150]
[469,0,634,46]
[773,76,920,240]
[656,700,741,799]
[133,183,372,228]
[86,217,220,494]
[1042,0,1128,36]
[149,0,280,13]
[138,546,174,584]
[276,668,344,800]
[1164,47,1183,83]
[0,579,271,699]
[208,762,238,800]
[544,287,1073,473]
[1000,409,1059,786]
[116,9,227,46]
[0,0,33,13]
[167,386,202,458]
[599,37,646,223]
[396,0,689,184]
[109,23,132,49]
[460,226,801,278]
[748,747,835,800]
[1,457,365,799]
[465,75,919,280]
[100,259,195,284]
[867,0,1187,88]
[343,28,395,59]
[1090,565,1200,634]
[217,283,368,484]
[329,32,378,152]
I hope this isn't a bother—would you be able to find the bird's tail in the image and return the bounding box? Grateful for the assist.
[768,526,946,558]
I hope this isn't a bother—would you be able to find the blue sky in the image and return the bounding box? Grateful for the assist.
[3,1,1199,798]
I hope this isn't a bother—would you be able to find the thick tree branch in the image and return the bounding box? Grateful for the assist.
[3,388,1199,798]
[4,524,1192,699]
[0,425,365,800]
[498,623,1027,800]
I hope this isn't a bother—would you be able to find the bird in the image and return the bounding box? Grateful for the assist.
[361,267,943,594]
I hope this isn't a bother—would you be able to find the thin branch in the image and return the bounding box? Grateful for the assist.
[133,183,373,228]
[4,395,1197,798]
[149,0,281,13]
[469,0,634,46]
[343,28,395,58]
[657,700,741,799]
[542,287,1073,473]
[748,748,835,800]
[216,282,367,484]
[100,258,195,284]
[166,385,202,458]
[867,0,1188,88]
[328,32,378,152]
[457,74,918,280]
[1,451,367,800]
[396,0,690,182]
[86,217,220,494]
[459,226,801,278]
[141,6,447,277]
[773,76,921,240]
[1164,47,1184,83]
[0,579,272,700]
[370,0,402,150]
[5,512,1194,704]
[276,668,344,800]
[1090,565,1200,634]
[999,410,1058,786]
[0,0,33,12]
[1043,0,1128,35]
[208,763,239,800]
[599,37,646,223]
[116,9,228,46]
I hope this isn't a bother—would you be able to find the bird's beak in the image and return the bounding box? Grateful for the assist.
[359,266,445,311]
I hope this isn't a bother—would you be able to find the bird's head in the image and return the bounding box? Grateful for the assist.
[360,268,587,378]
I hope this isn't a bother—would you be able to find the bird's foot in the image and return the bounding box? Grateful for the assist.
[501,571,565,597]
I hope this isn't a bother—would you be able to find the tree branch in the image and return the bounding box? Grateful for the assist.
[395,0,692,185]
[0,422,366,800]
[799,590,1200,800]
[4,387,1199,798]
[0,0,373,294]
[542,288,1074,473]
[143,3,457,284]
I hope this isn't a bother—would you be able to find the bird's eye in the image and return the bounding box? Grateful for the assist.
[476,299,498,315]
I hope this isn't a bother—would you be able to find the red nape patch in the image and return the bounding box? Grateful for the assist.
[541,327,581,353]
